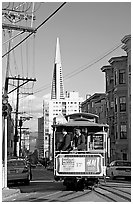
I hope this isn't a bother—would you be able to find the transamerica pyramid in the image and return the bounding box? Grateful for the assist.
[51,37,65,99]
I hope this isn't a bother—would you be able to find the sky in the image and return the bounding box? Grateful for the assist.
[2,1,131,132]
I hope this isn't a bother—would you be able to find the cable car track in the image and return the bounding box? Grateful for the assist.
[3,182,131,202]
[26,182,131,202]
[101,182,131,195]
[94,184,131,202]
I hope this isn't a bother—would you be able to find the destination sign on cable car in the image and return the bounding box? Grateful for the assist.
[93,134,104,150]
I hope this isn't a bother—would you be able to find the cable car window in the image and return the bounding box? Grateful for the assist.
[88,133,104,150]
[93,134,104,150]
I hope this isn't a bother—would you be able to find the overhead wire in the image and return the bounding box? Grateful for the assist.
[33,42,123,95]
[2,31,25,46]
[2,2,67,58]
[64,42,123,79]
[31,34,36,90]
[3,29,8,56]
[10,2,31,13]
[20,34,24,76]
[24,2,32,13]
[7,39,123,104]
[23,40,122,121]
[12,49,18,76]
[5,1,123,117]
[26,2,42,14]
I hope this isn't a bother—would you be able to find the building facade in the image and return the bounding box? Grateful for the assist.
[37,114,50,159]
[51,37,65,100]
[81,93,107,124]
[101,55,130,161]
[38,117,44,158]
[121,35,131,161]
[47,91,83,159]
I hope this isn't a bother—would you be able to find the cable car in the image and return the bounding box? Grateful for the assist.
[53,113,110,190]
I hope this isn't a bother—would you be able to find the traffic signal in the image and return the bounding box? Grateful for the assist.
[2,103,9,117]
[2,94,9,118]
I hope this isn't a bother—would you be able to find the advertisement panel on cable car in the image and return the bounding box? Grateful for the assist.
[56,154,102,176]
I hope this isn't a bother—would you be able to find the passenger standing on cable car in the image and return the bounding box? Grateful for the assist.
[73,128,86,151]
[56,129,72,151]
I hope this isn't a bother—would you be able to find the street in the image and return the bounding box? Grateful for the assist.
[3,166,131,202]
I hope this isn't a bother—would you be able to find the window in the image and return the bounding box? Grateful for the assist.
[120,124,127,139]
[92,102,94,108]
[119,97,126,112]
[119,70,126,84]
[114,97,117,112]
[88,104,90,111]
[114,71,117,85]
[111,101,114,108]
[107,74,109,86]
[129,65,131,73]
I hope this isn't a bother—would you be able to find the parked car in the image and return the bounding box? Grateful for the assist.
[106,160,131,180]
[7,158,32,185]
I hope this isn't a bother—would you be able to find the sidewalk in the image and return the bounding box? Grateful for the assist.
[2,187,20,201]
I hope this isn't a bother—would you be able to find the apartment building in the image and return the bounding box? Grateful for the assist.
[101,55,130,161]
[121,35,131,161]
[38,117,44,158]
[81,93,107,124]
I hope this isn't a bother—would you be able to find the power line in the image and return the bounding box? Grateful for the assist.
[2,31,25,45]
[33,42,123,95]
[64,43,123,79]
[2,2,67,58]
[8,40,123,103]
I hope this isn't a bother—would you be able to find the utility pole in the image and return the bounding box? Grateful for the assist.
[19,117,22,157]
[14,75,20,156]
[12,76,36,156]
[2,30,12,189]
[2,3,36,187]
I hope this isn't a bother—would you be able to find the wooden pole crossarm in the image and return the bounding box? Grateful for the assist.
[8,76,36,81]
[2,23,36,33]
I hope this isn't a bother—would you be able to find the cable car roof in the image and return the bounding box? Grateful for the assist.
[53,120,109,128]
[65,112,99,120]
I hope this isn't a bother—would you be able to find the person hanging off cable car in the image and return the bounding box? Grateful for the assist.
[72,128,86,151]
[56,128,73,151]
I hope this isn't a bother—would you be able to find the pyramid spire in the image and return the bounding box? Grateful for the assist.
[51,38,65,100]
[55,37,61,64]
